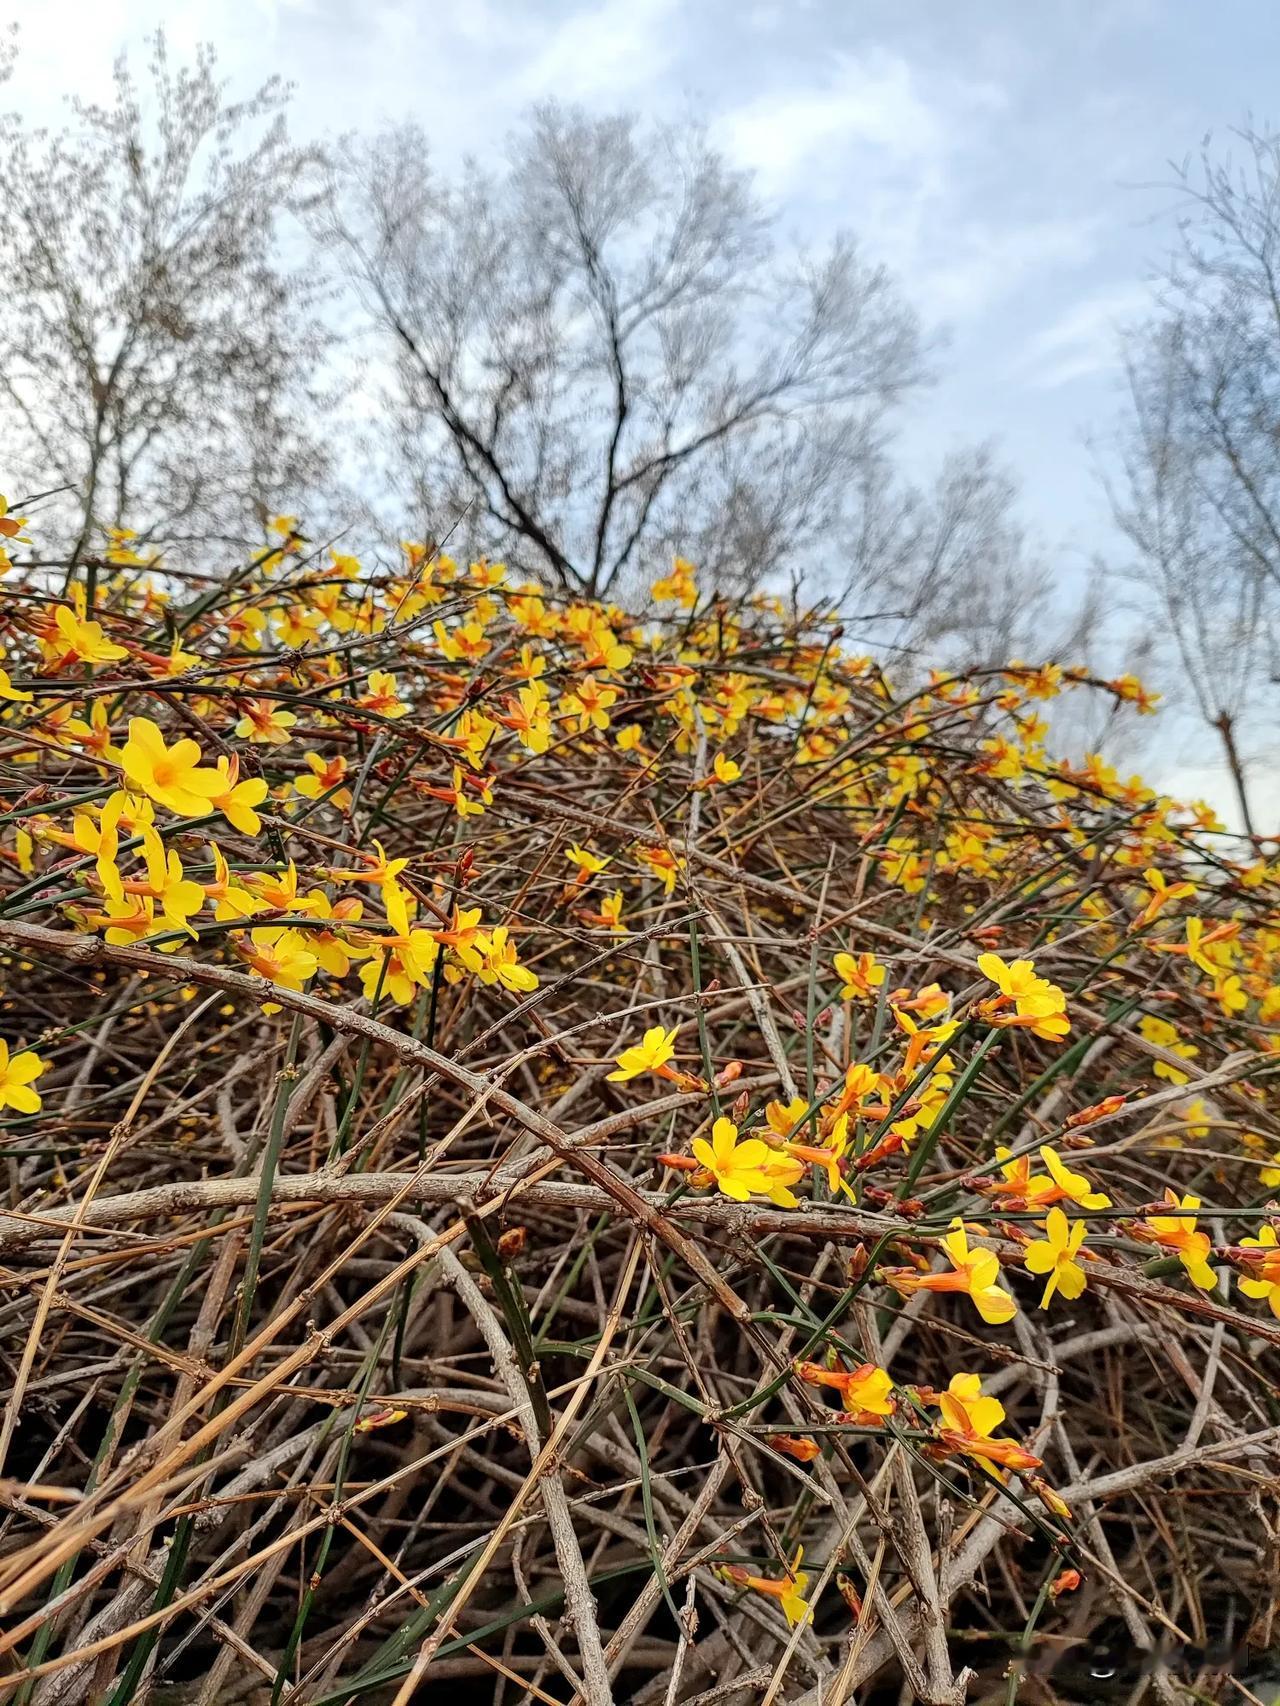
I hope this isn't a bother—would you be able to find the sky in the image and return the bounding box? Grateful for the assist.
[4,0,1280,824]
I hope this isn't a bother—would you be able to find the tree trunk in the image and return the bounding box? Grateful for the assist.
[1212,710,1257,841]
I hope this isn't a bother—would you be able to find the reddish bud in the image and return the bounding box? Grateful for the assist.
[354,1407,408,1433]
[835,1574,864,1617]
[496,1227,526,1261]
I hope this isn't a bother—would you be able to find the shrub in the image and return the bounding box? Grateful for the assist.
[0,505,1275,1703]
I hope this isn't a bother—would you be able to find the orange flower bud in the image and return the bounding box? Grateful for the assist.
[767,1433,822,1462]
[938,1428,1042,1472]
[1066,1095,1125,1128]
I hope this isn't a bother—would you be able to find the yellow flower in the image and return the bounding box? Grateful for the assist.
[44,596,128,666]
[581,889,626,934]
[212,756,268,836]
[497,684,552,754]
[607,1023,679,1082]
[234,927,318,994]
[635,845,684,894]
[691,1117,775,1202]
[360,669,409,719]
[881,1219,1017,1324]
[797,1358,897,1419]
[0,495,31,544]
[479,925,539,993]
[783,1113,853,1198]
[433,619,490,663]
[976,951,1069,1042]
[274,604,322,647]
[1142,1192,1218,1291]
[1023,1207,1089,1308]
[717,1545,809,1626]
[1039,1144,1111,1210]
[1183,917,1220,977]
[937,1372,1007,1441]
[0,666,31,702]
[431,904,488,973]
[832,950,885,1001]
[63,699,117,757]
[764,1096,810,1140]
[294,752,351,809]
[0,1040,46,1114]
[757,1150,806,1207]
[120,718,225,817]
[1137,866,1195,927]
[711,752,740,784]
[139,829,206,940]
[652,557,698,609]
[565,845,609,880]
[234,700,297,745]
[560,676,618,734]
[1213,973,1248,1015]
[357,931,439,1005]
[928,1373,1044,1475]
[305,893,363,979]
[1139,1013,1199,1084]
[1238,1224,1280,1319]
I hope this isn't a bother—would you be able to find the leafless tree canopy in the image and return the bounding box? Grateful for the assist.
[1111,124,1280,831]
[321,107,934,599]
[0,34,1099,681]
[0,34,333,561]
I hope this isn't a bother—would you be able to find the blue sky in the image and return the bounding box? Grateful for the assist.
[5,0,1279,819]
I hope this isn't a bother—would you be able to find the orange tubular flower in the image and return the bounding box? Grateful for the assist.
[829,1061,879,1121]
[768,1434,822,1463]
[795,1359,896,1422]
[783,1114,853,1197]
[715,1548,809,1627]
[1136,866,1195,928]
[1127,1190,1218,1291]
[879,1220,1017,1325]
[975,951,1071,1043]
[927,1373,1042,1475]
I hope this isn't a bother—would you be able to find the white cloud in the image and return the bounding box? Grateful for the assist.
[712,50,949,199]
[918,217,1100,321]
[505,0,682,106]
[1022,283,1152,388]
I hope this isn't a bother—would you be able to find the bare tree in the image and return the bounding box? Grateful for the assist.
[822,443,1103,674]
[0,33,334,564]
[320,106,926,598]
[1110,125,1280,835]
